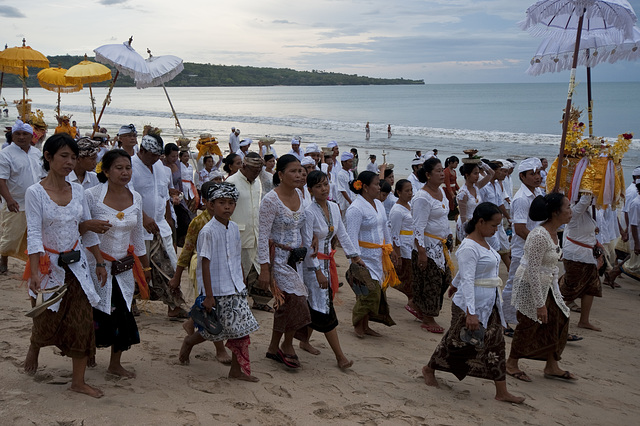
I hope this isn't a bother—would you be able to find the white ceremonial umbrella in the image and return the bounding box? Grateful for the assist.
[520,0,637,192]
[92,36,151,135]
[527,26,640,136]
[136,49,186,136]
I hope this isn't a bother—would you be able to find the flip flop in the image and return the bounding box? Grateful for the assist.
[404,304,423,320]
[25,284,68,318]
[420,323,444,334]
[265,352,283,364]
[503,327,515,338]
[544,371,577,381]
[567,334,583,342]
[278,349,301,369]
[508,371,532,382]
[252,303,275,313]
[567,301,582,313]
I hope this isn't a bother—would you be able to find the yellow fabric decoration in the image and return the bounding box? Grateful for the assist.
[399,230,413,236]
[196,137,222,160]
[424,232,455,275]
[358,240,401,290]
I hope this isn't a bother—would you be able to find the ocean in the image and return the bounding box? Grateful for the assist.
[1,82,639,184]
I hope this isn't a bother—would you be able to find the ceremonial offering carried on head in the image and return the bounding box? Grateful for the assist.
[196,133,221,159]
[461,149,482,164]
[546,107,632,209]
[176,136,191,152]
[259,136,276,155]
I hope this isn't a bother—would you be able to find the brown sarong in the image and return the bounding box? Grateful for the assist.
[509,290,569,361]
[411,251,451,317]
[30,271,95,359]
[393,257,413,299]
[346,263,395,327]
[148,234,185,309]
[273,292,311,333]
[428,304,506,381]
[559,259,602,301]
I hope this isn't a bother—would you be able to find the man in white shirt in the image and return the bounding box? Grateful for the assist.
[66,138,100,190]
[229,127,240,154]
[539,157,548,194]
[621,166,640,243]
[336,152,356,216]
[502,157,543,329]
[304,143,322,168]
[287,138,305,161]
[236,139,252,160]
[131,133,185,317]
[0,120,44,273]
[407,157,424,195]
[226,153,273,310]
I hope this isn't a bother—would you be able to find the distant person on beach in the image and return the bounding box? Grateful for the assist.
[431,149,439,160]
[350,148,359,177]
[72,121,79,139]
[0,120,44,274]
[443,156,460,221]
[387,124,392,138]
[179,182,260,382]
[479,161,511,272]
[539,158,548,194]
[415,151,422,159]
[236,139,252,161]
[365,122,370,139]
[423,202,525,404]
[366,155,379,173]
[288,138,305,162]
[229,127,239,154]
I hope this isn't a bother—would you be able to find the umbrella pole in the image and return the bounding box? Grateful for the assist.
[88,84,98,128]
[57,90,61,116]
[587,65,593,138]
[93,70,119,138]
[22,62,27,120]
[162,83,184,137]
[0,72,4,100]
[554,10,585,193]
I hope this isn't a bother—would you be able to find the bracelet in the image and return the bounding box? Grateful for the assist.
[143,267,152,272]
[96,263,106,268]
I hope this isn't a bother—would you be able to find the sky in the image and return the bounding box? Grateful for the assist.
[2,0,640,84]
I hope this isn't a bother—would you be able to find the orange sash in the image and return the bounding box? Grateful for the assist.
[100,245,149,300]
[317,249,339,297]
[22,240,79,282]
[357,240,400,290]
[182,179,201,208]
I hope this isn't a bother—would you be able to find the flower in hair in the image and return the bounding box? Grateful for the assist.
[353,180,363,191]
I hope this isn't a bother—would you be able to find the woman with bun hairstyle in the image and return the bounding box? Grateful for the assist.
[388,179,419,317]
[423,202,524,404]
[85,149,151,379]
[223,153,242,179]
[506,193,577,382]
[412,157,454,334]
[456,162,494,243]
[258,154,317,369]
[345,170,399,338]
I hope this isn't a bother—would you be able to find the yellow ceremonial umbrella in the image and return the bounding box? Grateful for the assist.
[0,45,29,103]
[65,54,112,128]
[37,67,83,116]
[0,39,49,120]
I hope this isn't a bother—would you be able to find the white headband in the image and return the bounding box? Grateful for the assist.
[12,119,33,135]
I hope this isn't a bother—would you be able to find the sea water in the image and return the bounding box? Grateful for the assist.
[1,82,638,184]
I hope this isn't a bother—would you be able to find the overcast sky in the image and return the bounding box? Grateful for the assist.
[2,0,640,83]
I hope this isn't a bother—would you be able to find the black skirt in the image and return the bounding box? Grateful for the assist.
[93,277,140,353]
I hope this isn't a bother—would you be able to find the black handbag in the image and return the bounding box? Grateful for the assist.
[111,255,135,276]
[57,249,81,267]
[287,247,308,269]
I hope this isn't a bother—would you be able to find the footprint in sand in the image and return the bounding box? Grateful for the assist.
[263,383,291,398]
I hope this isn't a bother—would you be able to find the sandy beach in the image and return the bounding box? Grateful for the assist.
[1,250,639,426]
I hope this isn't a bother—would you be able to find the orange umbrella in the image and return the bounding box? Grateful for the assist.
[65,54,111,126]
[0,38,49,120]
[37,67,83,116]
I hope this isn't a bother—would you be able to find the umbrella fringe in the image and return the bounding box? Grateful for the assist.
[136,62,184,89]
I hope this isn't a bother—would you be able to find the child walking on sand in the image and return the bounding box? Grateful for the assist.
[179,182,259,382]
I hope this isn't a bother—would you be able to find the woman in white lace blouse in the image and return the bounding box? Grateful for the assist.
[456,162,493,243]
[24,134,108,398]
[506,193,577,382]
[258,155,319,369]
[423,202,524,404]
[86,149,151,379]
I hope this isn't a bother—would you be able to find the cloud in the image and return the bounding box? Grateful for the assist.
[273,19,295,24]
[98,0,128,5]
[0,5,25,17]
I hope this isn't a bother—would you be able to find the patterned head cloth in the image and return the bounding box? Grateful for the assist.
[140,134,163,155]
[205,182,239,201]
[243,153,264,168]
[76,137,101,157]
[12,119,34,135]
[118,124,137,136]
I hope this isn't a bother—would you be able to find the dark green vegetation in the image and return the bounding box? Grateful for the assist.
[2,55,424,87]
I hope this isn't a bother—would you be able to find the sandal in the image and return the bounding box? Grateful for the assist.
[266,352,283,364]
[420,323,444,334]
[508,371,532,382]
[567,301,581,313]
[567,334,583,342]
[26,284,69,318]
[503,327,515,338]
[277,349,301,369]
[252,303,275,313]
[544,371,577,381]
[405,304,423,320]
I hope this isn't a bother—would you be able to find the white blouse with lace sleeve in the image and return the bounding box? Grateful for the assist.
[512,226,569,322]
[412,188,450,270]
[388,203,414,259]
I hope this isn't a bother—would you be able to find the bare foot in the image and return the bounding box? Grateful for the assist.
[87,355,97,368]
[24,344,39,375]
[179,340,192,365]
[422,365,439,388]
[577,322,602,332]
[216,352,232,365]
[495,392,525,404]
[338,358,353,370]
[69,382,104,398]
[364,328,382,337]
[107,365,136,378]
[228,371,259,382]
[354,326,365,338]
[300,341,321,355]
[182,320,195,336]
